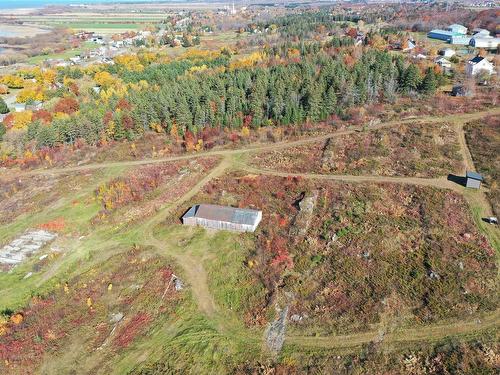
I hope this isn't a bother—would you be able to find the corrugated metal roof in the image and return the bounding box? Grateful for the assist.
[466,171,483,181]
[428,29,456,37]
[185,204,261,226]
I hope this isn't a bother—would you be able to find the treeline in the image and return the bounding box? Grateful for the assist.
[24,48,442,149]
[269,12,362,39]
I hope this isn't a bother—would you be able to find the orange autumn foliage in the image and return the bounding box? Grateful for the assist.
[38,217,66,232]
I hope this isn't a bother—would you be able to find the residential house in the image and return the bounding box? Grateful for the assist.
[440,48,456,58]
[466,55,495,76]
[435,57,452,70]
[26,101,43,111]
[14,103,25,112]
[448,24,468,34]
[403,40,416,52]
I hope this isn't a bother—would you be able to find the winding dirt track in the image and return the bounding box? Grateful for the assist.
[3,108,499,178]
[6,108,498,351]
[240,164,462,191]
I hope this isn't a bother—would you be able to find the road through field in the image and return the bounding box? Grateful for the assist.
[6,108,499,178]
[3,108,498,354]
[113,107,500,352]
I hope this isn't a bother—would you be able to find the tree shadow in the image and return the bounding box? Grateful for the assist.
[447,174,467,187]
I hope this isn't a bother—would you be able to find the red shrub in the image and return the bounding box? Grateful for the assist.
[113,312,152,348]
[2,113,14,128]
[32,109,52,124]
[54,97,79,115]
[116,98,132,111]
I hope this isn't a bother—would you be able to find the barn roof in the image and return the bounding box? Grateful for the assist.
[184,204,261,226]
[466,171,483,181]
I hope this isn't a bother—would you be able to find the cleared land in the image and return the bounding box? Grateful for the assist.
[0,109,498,374]
[249,121,464,177]
[465,114,500,217]
[179,172,498,334]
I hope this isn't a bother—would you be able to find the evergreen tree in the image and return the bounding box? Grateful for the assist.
[402,64,421,93]
[420,68,437,94]
[0,97,9,114]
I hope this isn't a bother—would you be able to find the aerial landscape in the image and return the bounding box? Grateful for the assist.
[0,0,498,373]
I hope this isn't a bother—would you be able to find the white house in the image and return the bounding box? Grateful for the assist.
[403,40,416,52]
[435,57,452,69]
[470,36,500,49]
[440,48,456,58]
[466,56,495,77]
[448,24,468,35]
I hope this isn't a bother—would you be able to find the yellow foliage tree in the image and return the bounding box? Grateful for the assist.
[41,69,57,85]
[229,51,265,70]
[150,122,163,133]
[114,54,144,72]
[11,111,33,130]
[1,74,24,89]
[94,71,116,88]
[195,139,203,152]
[16,86,46,103]
[241,126,250,138]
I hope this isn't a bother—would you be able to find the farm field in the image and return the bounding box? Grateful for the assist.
[26,41,99,64]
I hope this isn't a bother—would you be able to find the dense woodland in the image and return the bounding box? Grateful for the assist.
[17,47,442,150]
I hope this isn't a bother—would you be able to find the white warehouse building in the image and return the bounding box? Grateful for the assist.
[182,204,262,232]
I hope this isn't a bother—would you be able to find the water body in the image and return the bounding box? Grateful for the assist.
[0,31,17,37]
[0,0,180,10]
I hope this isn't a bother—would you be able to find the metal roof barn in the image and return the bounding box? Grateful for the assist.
[182,204,262,232]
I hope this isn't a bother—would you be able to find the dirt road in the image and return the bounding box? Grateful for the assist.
[5,108,499,178]
[240,165,463,191]
[142,157,231,317]
[124,108,499,351]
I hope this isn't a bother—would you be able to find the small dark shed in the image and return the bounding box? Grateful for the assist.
[466,171,483,189]
[451,85,471,97]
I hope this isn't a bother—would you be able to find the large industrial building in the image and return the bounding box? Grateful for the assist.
[182,204,262,232]
[427,24,471,45]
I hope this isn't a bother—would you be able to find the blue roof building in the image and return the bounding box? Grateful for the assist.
[428,24,470,44]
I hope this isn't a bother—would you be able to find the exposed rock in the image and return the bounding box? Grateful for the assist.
[265,306,289,355]
[109,312,124,324]
[0,230,57,270]
[289,190,319,238]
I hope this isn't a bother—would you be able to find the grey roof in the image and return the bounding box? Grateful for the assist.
[184,204,261,225]
[428,29,455,36]
[466,171,483,181]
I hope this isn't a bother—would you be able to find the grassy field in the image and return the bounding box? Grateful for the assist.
[26,41,99,64]
[0,109,498,373]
